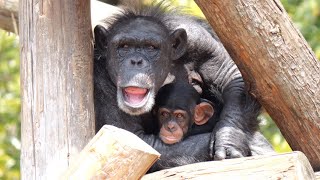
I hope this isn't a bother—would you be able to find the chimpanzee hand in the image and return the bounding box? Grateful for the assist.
[209,121,251,160]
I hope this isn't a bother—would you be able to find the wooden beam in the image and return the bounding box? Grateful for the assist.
[19,0,94,179]
[0,0,120,33]
[62,125,160,179]
[195,0,320,171]
[142,152,315,179]
[0,0,18,33]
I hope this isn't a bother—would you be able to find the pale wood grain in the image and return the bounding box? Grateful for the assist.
[19,0,94,179]
[143,152,315,180]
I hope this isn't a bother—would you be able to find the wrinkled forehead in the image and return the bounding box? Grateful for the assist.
[113,18,170,39]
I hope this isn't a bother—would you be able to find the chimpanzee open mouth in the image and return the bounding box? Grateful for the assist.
[122,86,151,108]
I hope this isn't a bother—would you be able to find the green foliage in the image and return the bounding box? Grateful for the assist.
[258,112,292,152]
[282,0,320,59]
[0,30,20,179]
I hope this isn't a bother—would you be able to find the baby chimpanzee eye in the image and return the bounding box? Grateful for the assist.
[161,111,169,118]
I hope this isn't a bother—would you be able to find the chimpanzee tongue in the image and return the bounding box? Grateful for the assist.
[124,87,148,105]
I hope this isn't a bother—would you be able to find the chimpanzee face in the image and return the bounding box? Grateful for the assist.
[157,107,191,144]
[94,18,187,115]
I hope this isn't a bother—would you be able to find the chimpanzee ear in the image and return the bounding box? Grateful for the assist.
[94,25,109,49]
[194,102,214,125]
[170,28,187,60]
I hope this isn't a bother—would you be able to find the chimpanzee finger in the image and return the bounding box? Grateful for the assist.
[209,132,215,159]
[226,147,244,159]
[214,147,227,160]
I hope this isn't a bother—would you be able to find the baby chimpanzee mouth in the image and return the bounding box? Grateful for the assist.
[122,86,150,107]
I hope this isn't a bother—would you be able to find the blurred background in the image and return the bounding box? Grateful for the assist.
[0,0,319,179]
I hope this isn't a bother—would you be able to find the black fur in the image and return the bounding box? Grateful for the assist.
[94,1,274,171]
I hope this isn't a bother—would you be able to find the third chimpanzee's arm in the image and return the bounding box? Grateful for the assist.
[137,130,211,171]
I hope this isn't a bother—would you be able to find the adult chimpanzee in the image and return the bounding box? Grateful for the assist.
[94,1,274,170]
[154,82,218,145]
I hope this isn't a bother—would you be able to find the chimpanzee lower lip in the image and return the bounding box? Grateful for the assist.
[160,135,180,144]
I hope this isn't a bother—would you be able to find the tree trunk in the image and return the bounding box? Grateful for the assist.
[195,0,320,171]
[19,0,94,179]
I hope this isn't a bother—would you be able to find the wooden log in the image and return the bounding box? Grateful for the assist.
[194,0,320,171]
[142,151,315,179]
[62,125,160,180]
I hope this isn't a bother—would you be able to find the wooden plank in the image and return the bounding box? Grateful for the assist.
[19,0,94,179]
[62,125,160,180]
[195,0,320,170]
[142,151,315,180]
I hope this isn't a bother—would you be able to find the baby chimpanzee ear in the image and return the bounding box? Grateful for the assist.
[94,25,109,50]
[194,102,214,125]
[170,28,188,60]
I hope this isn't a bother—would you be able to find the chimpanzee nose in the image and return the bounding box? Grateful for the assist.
[130,57,145,68]
[167,122,176,132]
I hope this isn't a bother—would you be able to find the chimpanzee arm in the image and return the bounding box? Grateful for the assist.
[196,34,259,159]
[211,77,252,159]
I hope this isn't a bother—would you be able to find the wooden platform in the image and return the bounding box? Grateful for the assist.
[143,151,316,180]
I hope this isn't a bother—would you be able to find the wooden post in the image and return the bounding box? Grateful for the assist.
[194,0,320,170]
[63,125,160,180]
[19,0,94,179]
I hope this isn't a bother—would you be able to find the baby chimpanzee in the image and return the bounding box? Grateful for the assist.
[153,82,219,144]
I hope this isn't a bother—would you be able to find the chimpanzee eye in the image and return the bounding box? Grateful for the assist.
[147,45,155,50]
[176,113,183,119]
[119,44,129,49]
[145,44,159,51]
[161,111,169,118]
[118,43,131,57]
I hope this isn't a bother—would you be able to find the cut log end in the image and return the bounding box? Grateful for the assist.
[62,125,160,180]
